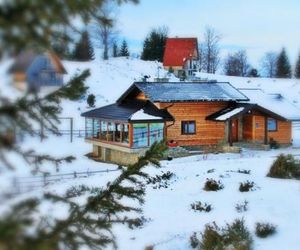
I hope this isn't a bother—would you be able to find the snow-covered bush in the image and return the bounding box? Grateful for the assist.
[203,178,224,191]
[255,222,277,238]
[267,154,300,179]
[236,200,249,213]
[237,169,251,175]
[269,138,279,149]
[239,181,256,192]
[223,219,253,249]
[87,94,96,107]
[191,201,212,212]
[192,219,253,250]
[146,171,175,189]
[190,232,200,249]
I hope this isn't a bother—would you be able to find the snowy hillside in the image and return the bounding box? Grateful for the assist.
[1,57,300,250]
[59,58,300,133]
[60,57,173,129]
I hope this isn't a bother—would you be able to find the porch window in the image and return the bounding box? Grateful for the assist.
[100,121,107,140]
[149,123,164,145]
[107,122,114,141]
[85,119,164,148]
[267,118,277,131]
[85,118,93,138]
[133,123,164,148]
[133,123,148,148]
[122,124,129,144]
[93,119,100,138]
[86,119,130,146]
[181,121,196,135]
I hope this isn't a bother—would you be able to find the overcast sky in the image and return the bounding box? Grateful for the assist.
[118,0,300,68]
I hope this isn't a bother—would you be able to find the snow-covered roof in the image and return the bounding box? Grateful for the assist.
[239,88,300,121]
[81,100,173,122]
[195,72,300,110]
[215,107,245,121]
[163,38,198,67]
[130,109,163,120]
[207,103,287,122]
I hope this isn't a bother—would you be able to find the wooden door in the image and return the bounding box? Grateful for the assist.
[231,119,239,142]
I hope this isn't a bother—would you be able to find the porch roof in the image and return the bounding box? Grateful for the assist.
[81,100,173,123]
[206,103,287,121]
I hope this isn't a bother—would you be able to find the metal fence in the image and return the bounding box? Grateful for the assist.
[1,168,120,202]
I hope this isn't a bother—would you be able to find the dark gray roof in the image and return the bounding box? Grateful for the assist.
[8,50,67,74]
[81,100,173,122]
[118,82,249,103]
[9,50,37,73]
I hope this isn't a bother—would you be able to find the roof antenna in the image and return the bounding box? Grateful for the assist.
[143,75,150,82]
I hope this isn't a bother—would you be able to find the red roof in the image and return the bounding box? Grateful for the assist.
[163,38,198,67]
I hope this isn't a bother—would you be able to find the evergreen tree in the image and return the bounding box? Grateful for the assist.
[0,0,138,55]
[52,41,72,59]
[119,39,130,57]
[51,30,72,59]
[73,31,95,61]
[168,67,174,74]
[141,26,168,62]
[87,94,96,107]
[247,68,260,77]
[295,53,300,79]
[112,42,119,57]
[276,48,292,78]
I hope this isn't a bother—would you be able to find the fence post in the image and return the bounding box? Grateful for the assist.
[43,173,47,187]
[13,177,20,194]
[40,119,44,142]
[70,118,73,143]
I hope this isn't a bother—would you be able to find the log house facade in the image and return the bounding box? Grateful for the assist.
[82,81,293,165]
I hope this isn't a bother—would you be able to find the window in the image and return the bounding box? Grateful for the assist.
[85,118,93,138]
[267,118,277,131]
[149,123,164,145]
[181,121,196,135]
[92,119,100,138]
[132,123,164,148]
[122,124,129,144]
[133,123,148,148]
[100,121,107,140]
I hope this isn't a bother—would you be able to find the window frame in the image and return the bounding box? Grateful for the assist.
[181,120,196,135]
[267,118,277,132]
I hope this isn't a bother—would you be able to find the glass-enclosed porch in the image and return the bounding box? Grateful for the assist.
[85,118,165,149]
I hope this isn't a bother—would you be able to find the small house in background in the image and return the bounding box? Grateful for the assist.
[9,50,67,92]
[163,37,199,78]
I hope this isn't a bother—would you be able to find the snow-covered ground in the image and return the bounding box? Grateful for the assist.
[114,148,300,250]
[1,57,300,249]
[3,135,300,250]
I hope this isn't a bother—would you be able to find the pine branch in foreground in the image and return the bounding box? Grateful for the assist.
[0,70,89,171]
[0,140,168,250]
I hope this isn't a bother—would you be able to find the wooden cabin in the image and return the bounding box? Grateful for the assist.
[82,81,294,165]
[163,38,199,78]
[9,50,67,92]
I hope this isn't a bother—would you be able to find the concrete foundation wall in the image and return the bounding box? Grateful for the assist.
[92,144,145,166]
